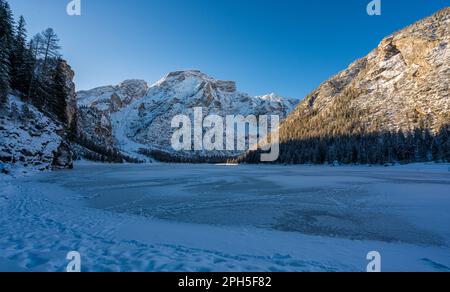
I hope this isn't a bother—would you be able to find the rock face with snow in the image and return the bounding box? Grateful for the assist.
[77,71,297,161]
[280,8,450,143]
[0,96,73,173]
[77,79,149,113]
[76,79,149,154]
[77,106,115,151]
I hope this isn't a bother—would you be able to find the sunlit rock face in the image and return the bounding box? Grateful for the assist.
[279,7,450,145]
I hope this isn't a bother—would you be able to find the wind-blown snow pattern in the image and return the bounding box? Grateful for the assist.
[1,162,449,272]
[77,71,298,160]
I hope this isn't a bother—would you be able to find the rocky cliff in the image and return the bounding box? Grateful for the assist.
[281,8,449,142]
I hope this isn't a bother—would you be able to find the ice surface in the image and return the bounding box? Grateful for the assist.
[0,163,449,272]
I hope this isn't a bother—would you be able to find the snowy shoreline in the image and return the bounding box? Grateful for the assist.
[1,163,449,272]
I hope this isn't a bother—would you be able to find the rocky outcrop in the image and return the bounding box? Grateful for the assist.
[77,106,115,151]
[59,60,77,131]
[52,141,73,169]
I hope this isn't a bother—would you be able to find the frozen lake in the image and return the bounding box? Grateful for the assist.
[40,163,450,246]
[2,163,450,271]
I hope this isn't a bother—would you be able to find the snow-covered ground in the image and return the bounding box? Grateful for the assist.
[0,95,65,173]
[1,163,449,272]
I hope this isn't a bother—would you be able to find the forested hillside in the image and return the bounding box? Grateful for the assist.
[240,8,450,165]
[0,0,76,172]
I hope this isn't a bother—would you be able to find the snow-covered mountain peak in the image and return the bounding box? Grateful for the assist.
[257,93,291,103]
[150,70,238,102]
[77,70,298,161]
[158,70,210,83]
[119,79,148,87]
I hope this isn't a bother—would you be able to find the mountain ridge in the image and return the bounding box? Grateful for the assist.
[240,7,450,164]
[283,7,449,137]
[76,70,298,162]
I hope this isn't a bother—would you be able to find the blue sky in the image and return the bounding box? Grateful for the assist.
[8,0,449,99]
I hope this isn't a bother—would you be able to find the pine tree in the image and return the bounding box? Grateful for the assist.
[0,0,14,109]
[23,41,35,99]
[10,16,33,97]
[26,39,38,103]
[0,0,14,46]
[28,29,61,111]
[29,34,43,58]
[36,28,61,73]
[0,37,10,109]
